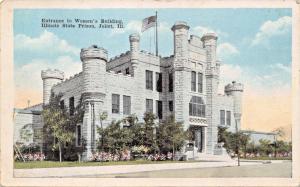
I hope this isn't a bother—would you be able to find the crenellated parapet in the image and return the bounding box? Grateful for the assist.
[80,45,108,62]
[225,81,244,94]
[41,69,64,80]
[41,69,64,105]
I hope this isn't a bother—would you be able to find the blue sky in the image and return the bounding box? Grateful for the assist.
[14,8,292,98]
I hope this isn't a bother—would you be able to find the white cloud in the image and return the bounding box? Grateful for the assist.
[251,16,292,46]
[217,43,239,59]
[15,30,80,56]
[15,56,82,92]
[218,63,291,97]
[270,63,291,73]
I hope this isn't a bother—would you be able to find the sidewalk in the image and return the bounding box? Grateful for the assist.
[14,160,266,178]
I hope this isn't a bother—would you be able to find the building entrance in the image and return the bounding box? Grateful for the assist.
[189,126,205,153]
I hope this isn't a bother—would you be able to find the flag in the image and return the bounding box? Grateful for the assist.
[141,15,156,32]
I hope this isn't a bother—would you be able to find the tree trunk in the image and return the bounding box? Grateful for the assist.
[59,143,62,162]
[172,143,175,161]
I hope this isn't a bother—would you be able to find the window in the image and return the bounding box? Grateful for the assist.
[189,96,205,117]
[156,72,162,92]
[60,100,65,110]
[69,97,75,115]
[125,68,130,75]
[146,99,153,113]
[157,100,163,119]
[169,73,173,92]
[123,95,131,115]
[169,101,173,112]
[198,72,203,93]
[191,71,196,92]
[112,94,120,113]
[226,111,231,126]
[220,110,225,126]
[76,125,81,146]
[146,70,153,90]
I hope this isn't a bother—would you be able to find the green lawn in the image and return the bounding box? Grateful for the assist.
[242,157,292,160]
[14,160,195,169]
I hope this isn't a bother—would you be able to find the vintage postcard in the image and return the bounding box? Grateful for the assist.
[0,0,300,186]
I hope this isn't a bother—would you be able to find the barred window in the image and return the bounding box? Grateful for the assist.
[69,97,75,116]
[125,68,130,75]
[76,125,81,146]
[198,72,203,93]
[191,71,196,92]
[112,94,120,113]
[156,72,162,92]
[189,96,205,117]
[123,95,131,115]
[60,100,65,110]
[156,100,163,119]
[146,99,153,113]
[220,110,225,125]
[169,73,173,92]
[226,111,231,126]
[169,101,173,112]
[146,70,153,90]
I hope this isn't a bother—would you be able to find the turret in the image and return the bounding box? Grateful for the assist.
[41,69,64,104]
[80,45,107,161]
[129,33,140,69]
[171,21,190,68]
[225,81,244,130]
[80,45,108,99]
[201,33,218,68]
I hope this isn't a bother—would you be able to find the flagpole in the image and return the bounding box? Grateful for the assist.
[155,11,158,56]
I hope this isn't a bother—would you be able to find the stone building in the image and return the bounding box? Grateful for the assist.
[15,21,244,161]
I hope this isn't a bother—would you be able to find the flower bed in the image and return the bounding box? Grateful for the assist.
[15,152,45,161]
[91,150,131,162]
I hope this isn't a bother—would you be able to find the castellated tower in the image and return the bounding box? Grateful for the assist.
[202,33,220,154]
[225,81,244,131]
[129,33,144,118]
[129,33,140,69]
[80,45,108,160]
[171,21,190,125]
[41,69,64,105]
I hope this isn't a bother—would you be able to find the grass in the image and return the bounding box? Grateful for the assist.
[14,160,197,169]
[242,156,292,160]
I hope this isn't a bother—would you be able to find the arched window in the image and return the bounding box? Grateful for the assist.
[189,96,205,117]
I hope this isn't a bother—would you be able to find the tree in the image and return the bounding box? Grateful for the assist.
[272,127,286,157]
[20,124,33,145]
[143,113,158,153]
[157,115,185,158]
[42,93,73,162]
[97,120,132,153]
[258,139,273,156]
[218,127,250,158]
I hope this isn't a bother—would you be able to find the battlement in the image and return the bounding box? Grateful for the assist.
[171,21,190,31]
[201,33,218,42]
[53,72,83,87]
[129,33,140,42]
[189,35,203,47]
[41,69,64,80]
[225,81,244,93]
[108,51,130,62]
[80,45,108,62]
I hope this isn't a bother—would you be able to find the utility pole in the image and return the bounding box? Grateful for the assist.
[235,118,240,166]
